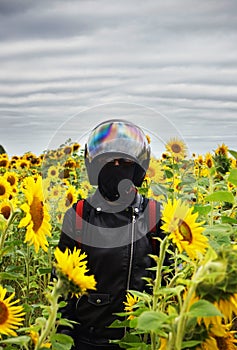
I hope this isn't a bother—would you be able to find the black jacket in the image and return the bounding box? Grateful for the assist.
[57,190,163,347]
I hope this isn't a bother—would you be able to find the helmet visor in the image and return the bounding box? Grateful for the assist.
[86,119,150,166]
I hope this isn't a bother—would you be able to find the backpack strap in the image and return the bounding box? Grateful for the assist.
[148,199,157,233]
[75,199,84,248]
[75,197,160,253]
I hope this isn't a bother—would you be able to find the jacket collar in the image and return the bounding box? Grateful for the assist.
[87,188,143,214]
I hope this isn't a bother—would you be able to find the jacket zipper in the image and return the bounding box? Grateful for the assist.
[126,209,136,291]
[124,209,136,337]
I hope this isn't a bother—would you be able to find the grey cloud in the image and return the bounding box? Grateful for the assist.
[0,0,237,156]
[1,0,237,42]
[0,0,31,15]
[0,0,132,41]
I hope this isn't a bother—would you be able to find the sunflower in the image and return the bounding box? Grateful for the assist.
[72,142,80,152]
[0,200,14,220]
[216,294,237,324]
[4,171,18,188]
[165,138,187,160]
[215,143,229,156]
[0,156,9,168]
[146,157,164,183]
[15,158,30,170]
[193,247,237,341]
[18,176,52,253]
[172,176,182,192]
[48,184,64,200]
[54,247,96,295]
[196,155,204,166]
[198,324,237,350]
[59,185,78,210]
[63,146,72,155]
[47,165,60,179]
[41,178,52,200]
[186,290,225,340]
[23,152,41,167]
[231,158,237,168]
[0,153,8,159]
[64,158,76,169]
[200,295,237,338]
[198,336,219,350]
[158,338,168,350]
[80,181,93,196]
[29,330,51,348]
[205,152,214,169]
[124,293,139,320]
[58,168,71,179]
[77,188,88,200]
[161,199,208,259]
[0,177,12,200]
[146,134,151,144]
[215,328,237,350]
[0,285,25,337]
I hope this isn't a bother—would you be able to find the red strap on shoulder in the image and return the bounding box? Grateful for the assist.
[76,199,84,230]
[148,199,157,233]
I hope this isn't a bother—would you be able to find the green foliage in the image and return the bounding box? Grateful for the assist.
[1,143,237,349]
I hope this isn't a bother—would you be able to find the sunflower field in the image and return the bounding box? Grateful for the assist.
[0,138,237,350]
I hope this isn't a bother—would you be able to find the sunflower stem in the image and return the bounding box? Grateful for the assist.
[23,244,31,326]
[152,236,168,310]
[172,265,203,350]
[208,175,214,227]
[35,278,62,350]
[0,210,20,260]
[150,236,169,350]
[26,245,30,301]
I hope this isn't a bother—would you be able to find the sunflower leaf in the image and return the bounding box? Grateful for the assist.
[181,340,202,348]
[187,300,223,318]
[137,310,168,333]
[228,149,237,159]
[204,191,234,204]
[51,333,74,350]
[164,169,173,178]
[109,319,130,328]
[111,333,147,348]
[0,336,31,345]
[127,290,152,302]
[228,168,237,186]
[193,204,212,216]
[204,224,232,247]
[0,272,24,280]
[221,216,237,224]
[151,183,168,196]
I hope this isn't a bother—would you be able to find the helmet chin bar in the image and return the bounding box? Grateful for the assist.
[99,179,136,205]
[85,157,148,187]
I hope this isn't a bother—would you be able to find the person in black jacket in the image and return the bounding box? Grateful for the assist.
[56,119,163,349]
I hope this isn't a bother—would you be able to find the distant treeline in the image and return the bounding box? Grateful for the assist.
[0,145,6,154]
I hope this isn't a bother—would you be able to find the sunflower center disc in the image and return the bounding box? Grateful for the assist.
[0,301,9,324]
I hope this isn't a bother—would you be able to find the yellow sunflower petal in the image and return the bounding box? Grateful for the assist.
[19,176,51,253]
[54,247,96,295]
[161,198,208,259]
[0,285,25,337]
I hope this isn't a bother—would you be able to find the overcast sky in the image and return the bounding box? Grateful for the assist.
[0,0,237,157]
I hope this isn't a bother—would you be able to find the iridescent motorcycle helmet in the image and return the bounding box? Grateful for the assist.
[84,119,151,186]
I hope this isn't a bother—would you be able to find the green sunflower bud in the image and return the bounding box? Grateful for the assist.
[196,246,237,303]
